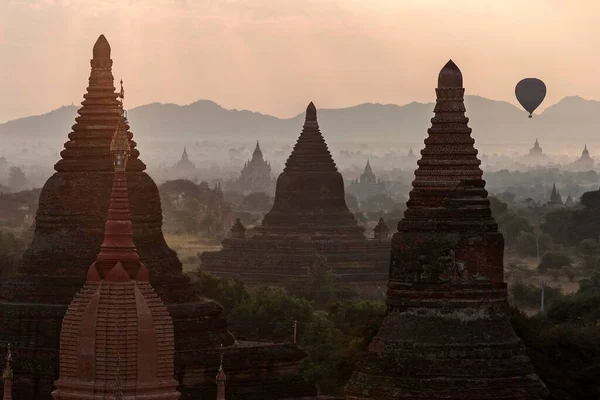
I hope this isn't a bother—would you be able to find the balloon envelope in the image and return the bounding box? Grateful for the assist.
[515,78,546,117]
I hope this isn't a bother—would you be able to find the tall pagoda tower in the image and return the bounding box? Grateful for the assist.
[0,35,313,399]
[345,61,548,399]
[52,111,180,399]
[201,103,389,290]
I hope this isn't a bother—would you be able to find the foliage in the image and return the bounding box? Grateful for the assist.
[515,231,554,258]
[541,209,575,246]
[538,251,571,273]
[577,239,600,257]
[7,166,27,192]
[510,309,600,400]
[285,254,357,309]
[489,196,534,247]
[238,192,273,212]
[360,193,396,213]
[509,281,562,310]
[227,286,315,342]
[0,231,25,280]
[545,272,600,325]
[194,270,249,312]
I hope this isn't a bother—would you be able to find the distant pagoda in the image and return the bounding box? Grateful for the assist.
[570,144,594,170]
[348,159,387,202]
[548,183,564,207]
[0,35,313,400]
[172,147,196,177]
[345,60,548,399]
[230,141,275,195]
[529,138,543,157]
[201,103,389,290]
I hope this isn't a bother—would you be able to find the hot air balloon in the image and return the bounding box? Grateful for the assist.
[515,78,546,118]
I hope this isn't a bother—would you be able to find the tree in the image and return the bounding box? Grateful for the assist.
[227,286,315,342]
[577,239,600,257]
[538,251,571,273]
[238,192,273,212]
[541,209,575,246]
[515,232,553,258]
[7,166,27,192]
[360,193,396,213]
[0,231,25,281]
[194,270,249,312]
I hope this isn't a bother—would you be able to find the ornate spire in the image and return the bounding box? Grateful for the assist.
[182,147,189,162]
[365,158,372,174]
[251,140,264,162]
[92,34,111,60]
[3,344,12,400]
[216,345,226,400]
[92,106,142,279]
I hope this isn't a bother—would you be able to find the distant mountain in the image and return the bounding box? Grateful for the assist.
[1,95,599,144]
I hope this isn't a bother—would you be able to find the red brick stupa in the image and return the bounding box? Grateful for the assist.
[345,61,548,399]
[52,113,180,399]
[201,103,389,289]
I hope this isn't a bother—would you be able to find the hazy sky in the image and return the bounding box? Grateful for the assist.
[1,0,599,122]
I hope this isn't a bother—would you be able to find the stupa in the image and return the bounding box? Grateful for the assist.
[229,141,275,195]
[570,144,594,170]
[52,113,180,399]
[0,35,313,400]
[201,103,389,290]
[345,60,548,399]
[348,159,387,202]
[548,183,564,207]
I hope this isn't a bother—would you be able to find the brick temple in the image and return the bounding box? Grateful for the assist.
[344,60,548,399]
[0,35,314,399]
[201,103,389,289]
[52,114,180,399]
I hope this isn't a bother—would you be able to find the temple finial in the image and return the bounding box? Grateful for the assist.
[119,79,125,106]
[437,59,463,88]
[93,34,111,60]
[306,102,317,122]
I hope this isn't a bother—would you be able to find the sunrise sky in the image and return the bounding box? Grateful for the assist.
[0,0,598,122]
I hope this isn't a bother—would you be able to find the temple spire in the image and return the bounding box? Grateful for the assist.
[252,140,263,161]
[365,158,372,173]
[92,34,111,60]
[3,344,12,400]
[92,104,142,279]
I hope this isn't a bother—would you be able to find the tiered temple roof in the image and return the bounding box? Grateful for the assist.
[549,183,564,206]
[52,120,179,399]
[201,103,388,291]
[345,60,548,399]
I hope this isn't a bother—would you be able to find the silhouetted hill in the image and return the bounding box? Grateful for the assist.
[1,95,599,144]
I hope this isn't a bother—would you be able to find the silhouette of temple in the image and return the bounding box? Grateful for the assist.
[227,141,275,195]
[548,183,564,207]
[201,103,389,290]
[172,147,196,177]
[345,60,548,399]
[348,159,387,202]
[570,144,594,171]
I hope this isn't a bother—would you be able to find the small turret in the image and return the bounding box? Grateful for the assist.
[373,217,390,240]
[230,218,246,239]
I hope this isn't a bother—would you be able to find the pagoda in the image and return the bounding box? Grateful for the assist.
[345,60,548,399]
[52,112,180,399]
[570,144,594,171]
[0,35,313,399]
[230,141,275,195]
[548,183,564,207]
[201,103,389,291]
[172,147,197,177]
[348,159,387,202]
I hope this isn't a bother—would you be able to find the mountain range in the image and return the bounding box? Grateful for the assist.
[0,95,597,145]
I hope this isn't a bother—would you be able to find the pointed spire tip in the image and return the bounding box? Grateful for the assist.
[93,34,111,60]
[306,102,317,122]
[438,59,463,88]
